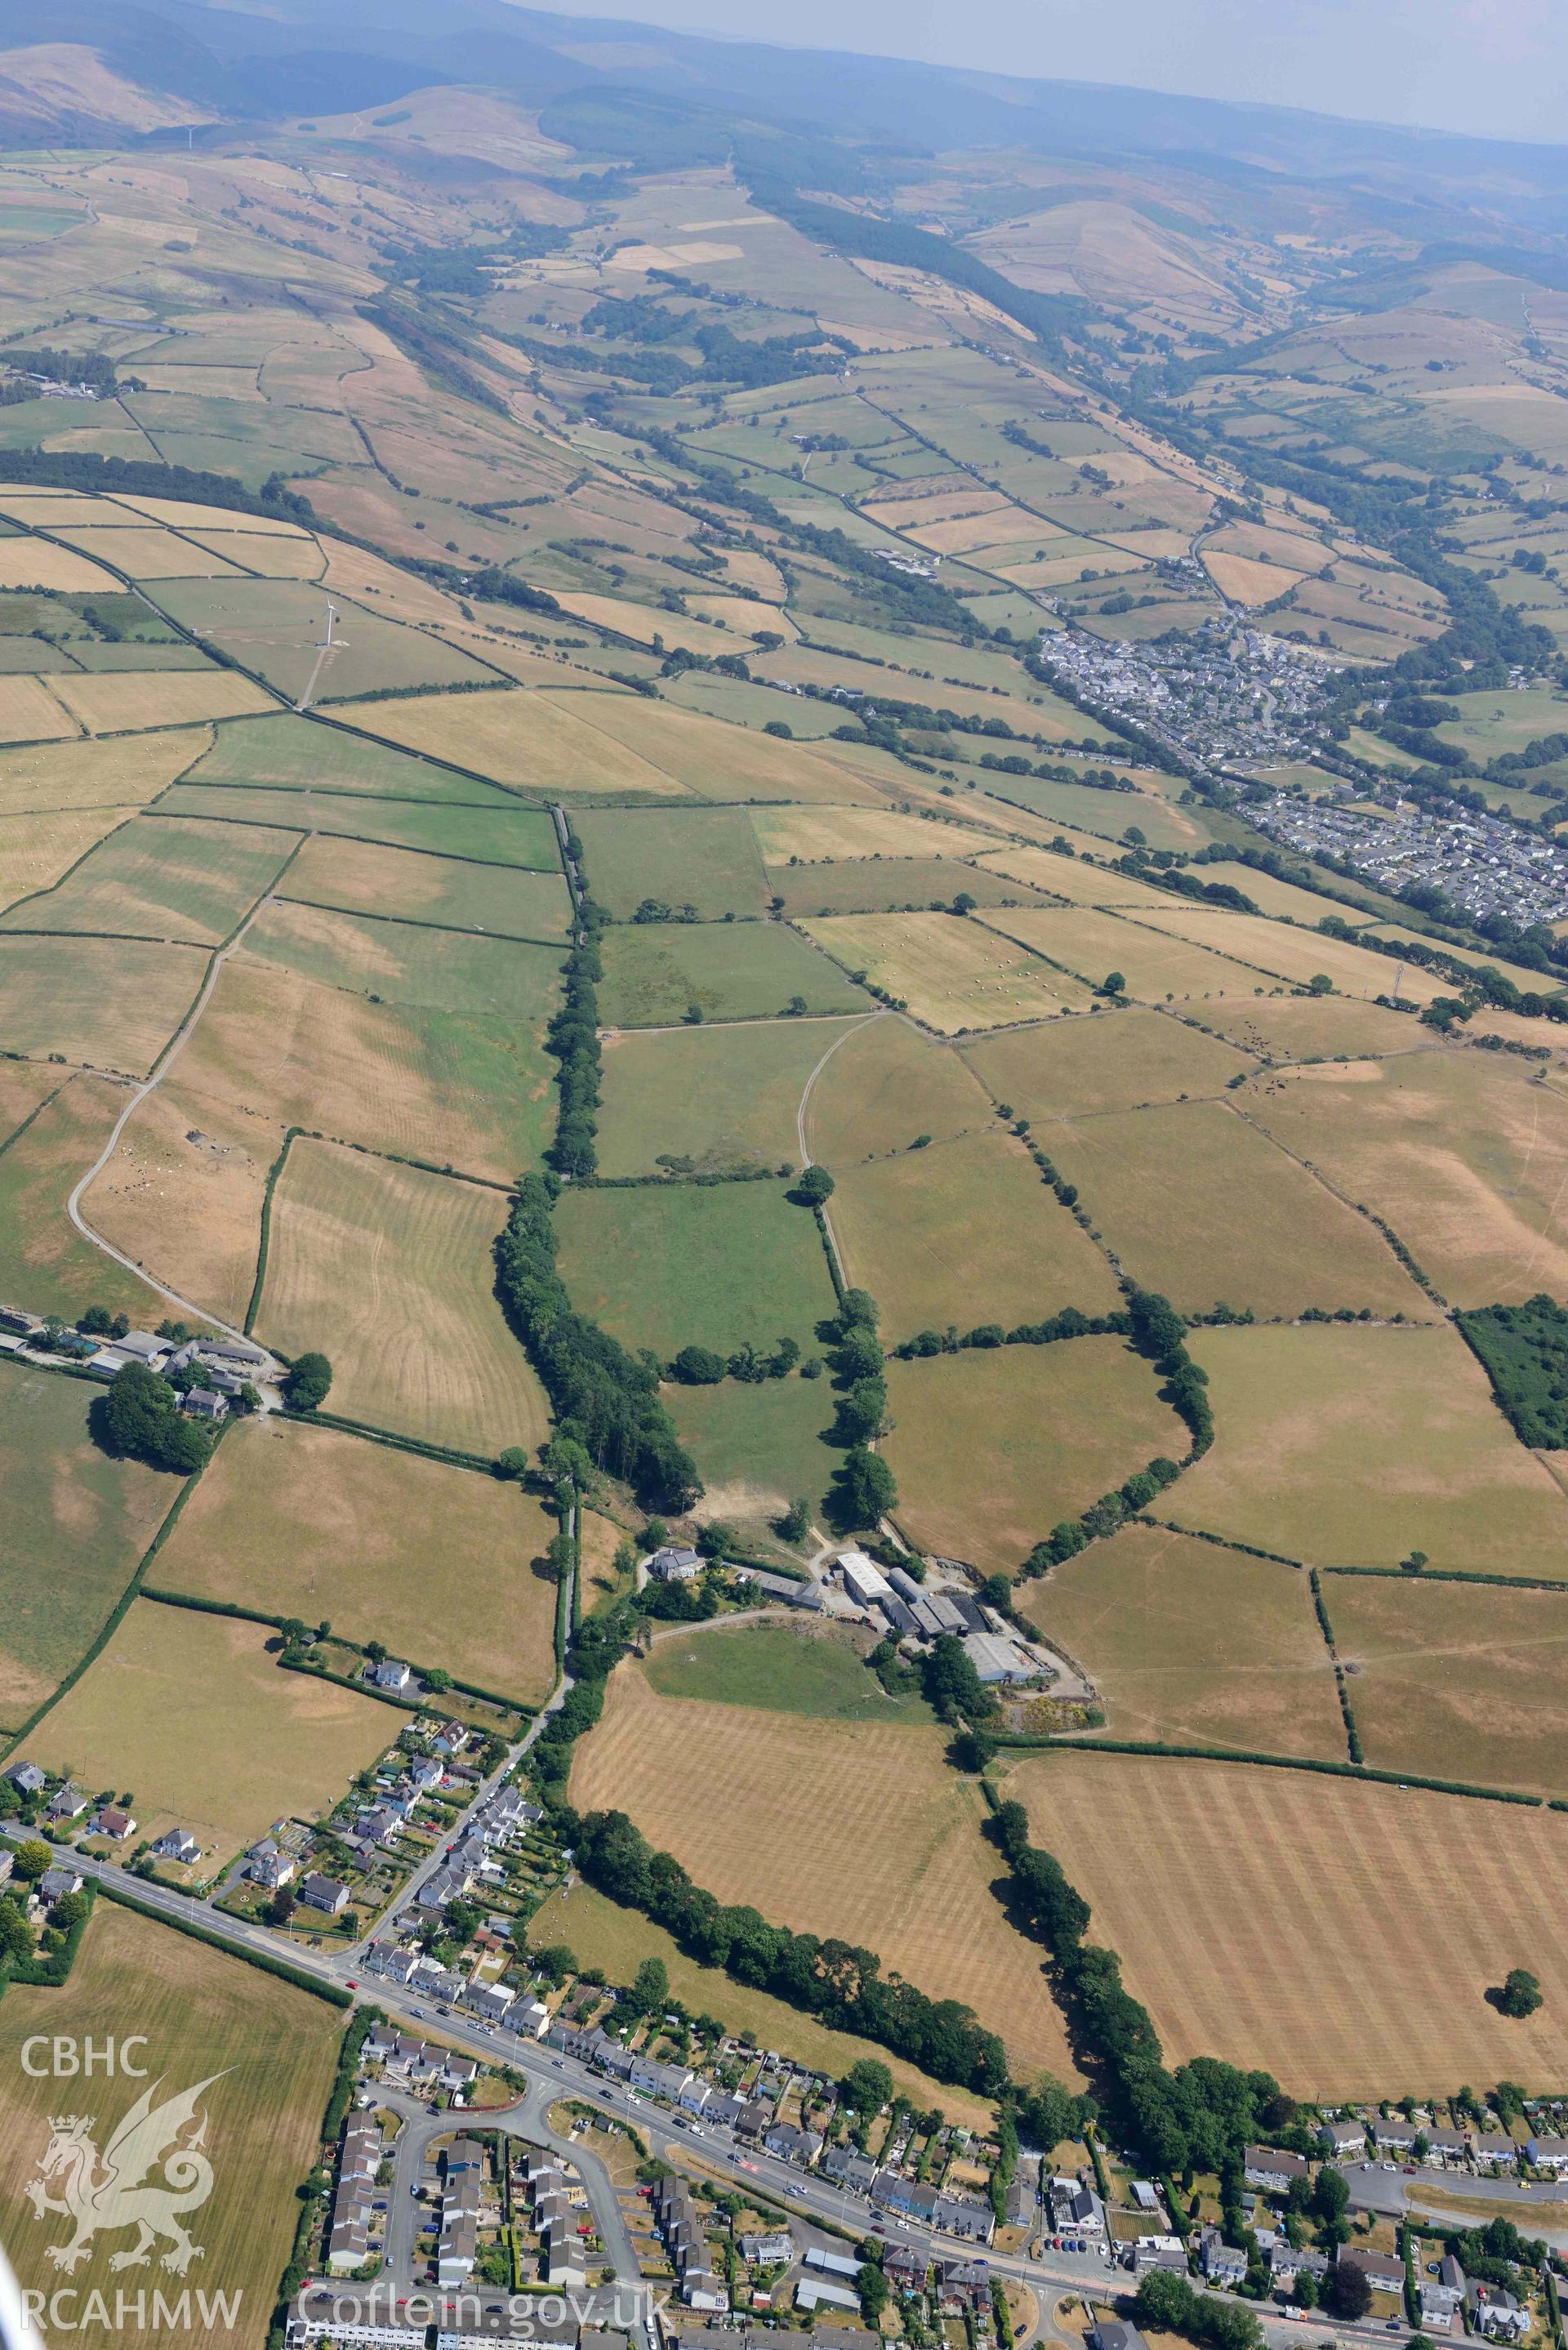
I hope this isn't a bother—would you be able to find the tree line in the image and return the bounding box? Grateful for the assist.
[571,1804,1010,2094]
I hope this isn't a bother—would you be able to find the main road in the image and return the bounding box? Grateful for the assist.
[0,1819,1415,2350]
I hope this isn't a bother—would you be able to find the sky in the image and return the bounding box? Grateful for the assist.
[521,0,1568,144]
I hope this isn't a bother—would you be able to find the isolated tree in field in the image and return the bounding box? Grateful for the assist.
[1101,970,1125,997]
[841,2058,893,2115]
[1497,1968,1544,2017]
[286,1351,332,1411]
[778,1496,810,1543]
[792,1164,835,1205]
[629,1955,668,2017]
[1308,972,1333,995]
[1324,2263,1371,2321]
[670,1344,726,1385]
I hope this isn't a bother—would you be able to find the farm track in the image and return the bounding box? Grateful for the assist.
[63,853,311,1344]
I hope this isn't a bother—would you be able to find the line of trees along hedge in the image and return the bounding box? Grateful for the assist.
[0,444,312,527]
[984,1794,1294,2176]
[547,865,602,1180]
[493,829,701,1513]
[494,1174,701,1512]
[572,1805,1009,2094]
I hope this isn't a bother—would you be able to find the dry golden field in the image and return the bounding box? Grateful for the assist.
[570,1662,1082,2083]
[884,1337,1185,1575]
[0,727,207,812]
[1329,1572,1568,1799]
[1128,903,1447,1003]
[83,1079,272,1330]
[961,1006,1254,1120]
[1239,1053,1568,1306]
[1040,1096,1428,1318]
[154,1416,560,1704]
[47,669,277,734]
[1022,1522,1346,1758]
[0,673,77,743]
[804,1010,992,1159]
[0,1902,342,2347]
[831,1128,1121,1334]
[0,806,135,911]
[1002,1748,1568,2096]
[1166,1323,1568,1574]
[801,909,1094,1032]
[257,1139,552,1456]
[29,1599,394,1853]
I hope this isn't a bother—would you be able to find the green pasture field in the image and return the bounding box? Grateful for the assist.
[596,1014,864,1176]
[28,1597,396,1852]
[154,1415,560,1706]
[65,640,216,671]
[961,1005,1254,1120]
[0,1902,343,2345]
[1327,1572,1568,1799]
[574,805,771,920]
[157,782,561,867]
[643,1621,933,1725]
[970,773,1208,849]
[664,671,844,737]
[554,1178,839,1361]
[280,831,572,939]
[0,812,297,943]
[154,574,497,702]
[1166,1322,1568,1576]
[243,895,566,1021]
[803,1010,993,1159]
[0,933,207,1075]
[179,951,559,1186]
[0,1076,168,1323]
[1431,684,1568,760]
[1043,1096,1428,1318]
[1022,1521,1345,1760]
[0,637,75,672]
[832,1128,1121,1337]
[0,1366,176,1725]
[1237,1049,1568,1309]
[185,711,520,802]
[883,1336,1185,1576]
[598,919,868,1027]
[665,1371,837,1532]
[257,1140,553,1457]
[768,857,1051,917]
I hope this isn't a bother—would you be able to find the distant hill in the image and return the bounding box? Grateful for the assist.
[11,0,1568,236]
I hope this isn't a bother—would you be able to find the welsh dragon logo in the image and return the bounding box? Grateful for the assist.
[24,2073,225,2275]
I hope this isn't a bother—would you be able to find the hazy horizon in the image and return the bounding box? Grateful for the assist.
[502,0,1568,146]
